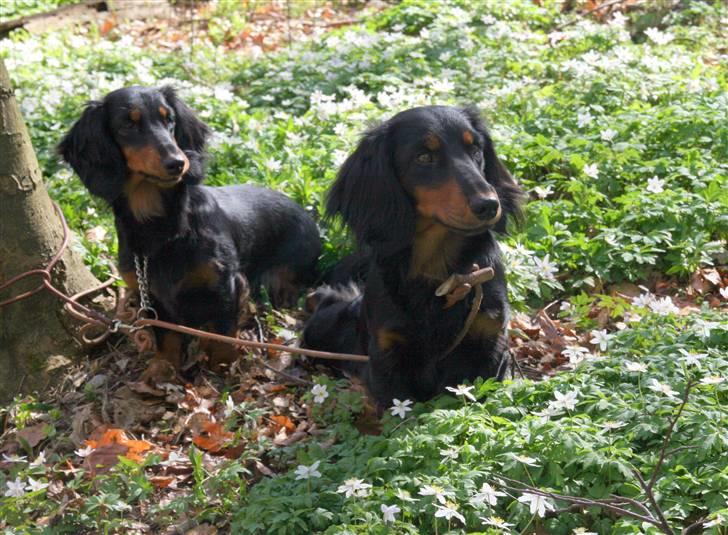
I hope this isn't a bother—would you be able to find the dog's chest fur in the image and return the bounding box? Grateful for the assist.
[369,228,507,355]
[115,188,235,316]
[407,220,466,282]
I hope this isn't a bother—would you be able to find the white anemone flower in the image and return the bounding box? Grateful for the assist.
[590,329,610,351]
[518,492,555,517]
[390,398,413,419]
[381,503,400,523]
[311,384,329,404]
[294,460,322,480]
[470,482,505,507]
[445,384,476,401]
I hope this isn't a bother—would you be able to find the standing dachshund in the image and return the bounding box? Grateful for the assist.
[304,106,524,406]
[59,86,321,376]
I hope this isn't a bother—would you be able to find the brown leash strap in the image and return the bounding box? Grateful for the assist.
[440,284,484,360]
[435,265,494,360]
[1,202,495,367]
[133,318,370,363]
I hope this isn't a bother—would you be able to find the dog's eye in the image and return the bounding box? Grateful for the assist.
[121,119,139,132]
[416,152,435,165]
[471,147,483,162]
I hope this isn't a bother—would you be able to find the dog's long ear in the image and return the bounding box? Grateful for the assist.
[57,101,126,203]
[161,86,210,184]
[461,106,525,233]
[327,123,414,255]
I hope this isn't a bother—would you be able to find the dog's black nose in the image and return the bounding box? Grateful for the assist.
[470,197,500,221]
[163,156,185,175]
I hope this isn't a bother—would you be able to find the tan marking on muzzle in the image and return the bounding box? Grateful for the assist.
[122,145,168,178]
[413,179,476,225]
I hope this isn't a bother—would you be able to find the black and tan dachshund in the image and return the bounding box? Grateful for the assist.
[304,105,524,406]
[59,85,321,377]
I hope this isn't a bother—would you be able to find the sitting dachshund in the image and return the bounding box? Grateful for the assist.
[59,86,321,376]
[304,106,524,406]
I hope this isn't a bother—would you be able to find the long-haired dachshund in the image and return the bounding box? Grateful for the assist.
[304,105,524,406]
[59,86,321,377]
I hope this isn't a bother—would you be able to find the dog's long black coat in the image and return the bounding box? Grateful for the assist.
[59,86,321,371]
[304,106,523,405]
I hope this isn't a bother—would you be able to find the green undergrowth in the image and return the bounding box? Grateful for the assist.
[0,0,79,24]
[0,310,725,534]
[231,312,728,534]
[0,1,727,533]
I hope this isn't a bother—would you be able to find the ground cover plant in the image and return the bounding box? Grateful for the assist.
[0,0,79,24]
[0,0,726,533]
[233,313,728,534]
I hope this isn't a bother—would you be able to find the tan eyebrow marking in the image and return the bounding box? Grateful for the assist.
[463,131,474,145]
[424,133,441,151]
[129,109,141,122]
[159,106,168,119]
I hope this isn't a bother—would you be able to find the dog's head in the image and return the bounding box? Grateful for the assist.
[58,86,210,203]
[327,106,524,254]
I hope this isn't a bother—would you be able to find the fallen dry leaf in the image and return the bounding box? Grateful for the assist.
[702,268,721,286]
[269,415,296,433]
[191,422,234,453]
[691,272,712,295]
[84,443,128,477]
[184,524,217,535]
[150,475,176,489]
[16,423,48,448]
[254,460,274,477]
[536,309,567,352]
[84,427,153,469]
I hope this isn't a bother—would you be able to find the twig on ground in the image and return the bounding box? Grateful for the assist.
[510,351,527,379]
[609,493,653,519]
[253,315,268,360]
[498,477,660,526]
[255,358,312,387]
[546,503,586,517]
[663,444,698,457]
[681,517,707,535]
[646,380,695,492]
[631,379,696,535]
[180,64,215,89]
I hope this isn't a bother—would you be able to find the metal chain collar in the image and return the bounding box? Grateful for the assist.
[133,254,157,319]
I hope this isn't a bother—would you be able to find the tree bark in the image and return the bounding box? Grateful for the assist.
[0,59,99,403]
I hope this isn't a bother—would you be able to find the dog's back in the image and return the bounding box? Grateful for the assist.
[205,184,321,303]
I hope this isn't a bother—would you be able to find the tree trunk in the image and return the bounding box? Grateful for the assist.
[0,59,100,403]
